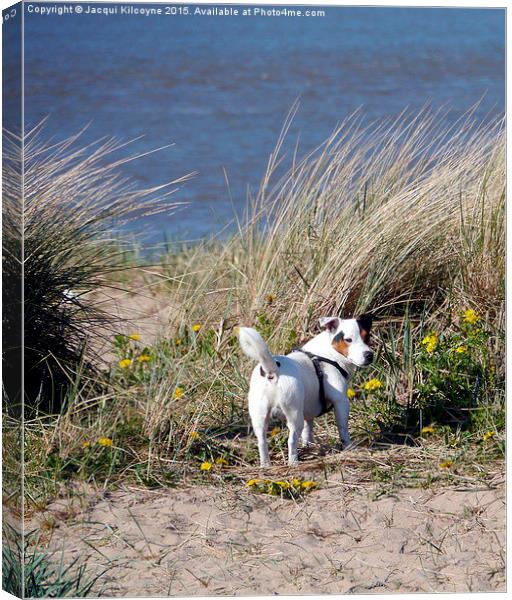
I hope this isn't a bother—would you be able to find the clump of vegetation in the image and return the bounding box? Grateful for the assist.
[246,477,319,499]
[2,125,193,415]
[348,307,504,444]
[2,525,106,597]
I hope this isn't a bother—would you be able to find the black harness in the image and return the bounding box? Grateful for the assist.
[293,349,349,416]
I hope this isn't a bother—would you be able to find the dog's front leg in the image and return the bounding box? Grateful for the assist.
[333,395,353,450]
[301,419,314,446]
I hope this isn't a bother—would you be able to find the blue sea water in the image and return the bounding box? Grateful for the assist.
[15,3,506,243]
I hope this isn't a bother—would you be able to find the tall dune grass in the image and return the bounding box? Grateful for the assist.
[9,107,505,504]
[2,123,194,414]
[158,105,504,335]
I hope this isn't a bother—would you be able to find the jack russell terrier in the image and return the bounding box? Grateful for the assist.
[238,315,373,466]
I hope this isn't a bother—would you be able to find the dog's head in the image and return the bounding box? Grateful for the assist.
[319,314,374,367]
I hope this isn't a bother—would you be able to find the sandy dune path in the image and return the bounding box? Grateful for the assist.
[38,470,505,596]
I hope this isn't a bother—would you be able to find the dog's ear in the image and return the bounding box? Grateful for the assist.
[319,316,340,333]
[356,313,373,333]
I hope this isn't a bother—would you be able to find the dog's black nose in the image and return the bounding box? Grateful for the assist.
[363,351,374,363]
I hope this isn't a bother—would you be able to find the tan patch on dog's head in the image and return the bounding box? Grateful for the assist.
[332,332,349,357]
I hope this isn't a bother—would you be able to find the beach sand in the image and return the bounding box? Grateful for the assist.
[33,460,505,596]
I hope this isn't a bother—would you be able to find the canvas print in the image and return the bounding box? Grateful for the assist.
[2,1,505,596]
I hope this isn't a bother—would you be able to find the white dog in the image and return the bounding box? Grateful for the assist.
[238,315,373,466]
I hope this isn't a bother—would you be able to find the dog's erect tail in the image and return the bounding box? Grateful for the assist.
[238,327,279,379]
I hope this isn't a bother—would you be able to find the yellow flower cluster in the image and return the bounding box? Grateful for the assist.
[275,480,291,490]
[301,481,317,490]
[421,334,438,354]
[174,387,184,399]
[129,334,141,341]
[246,478,318,492]
[454,346,467,354]
[200,458,229,471]
[363,378,383,392]
[347,388,356,399]
[83,437,113,448]
[270,426,281,437]
[192,323,201,332]
[463,309,480,324]
[421,425,436,435]
[482,430,496,442]
[119,354,151,367]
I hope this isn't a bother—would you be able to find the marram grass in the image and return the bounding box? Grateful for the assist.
[2,123,194,414]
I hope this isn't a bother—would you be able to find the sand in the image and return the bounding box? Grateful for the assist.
[34,463,505,596]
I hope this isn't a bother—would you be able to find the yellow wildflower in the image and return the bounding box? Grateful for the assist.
[363,378,383,392]
[82,441,90,449]
[118,358,132,369]
[200,461,212,471]
[463,309,480,324]
[189,431,200,440]
[264,294,274,304]
[276,481,291,490]
[301,481,318,490]
[455,346,467,354]
[270,426,281,437]
[97,437,113,447]
[421,425,435,435]
[215,457,229,466]
[421,334,438,354]
[246,479,261,487]
[137,354,152,363]
[347,388,356,399]
[192,323,201,332]
[482,431,496,442]
[292,478,302,487]
[129,334,141,341]
[174,387,184,399]
[439,460,454,470]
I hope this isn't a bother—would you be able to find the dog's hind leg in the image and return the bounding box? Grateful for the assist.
[249,395,272,467]
[301,419,314,446]
[253,417,271,467]
[284,410,304,465]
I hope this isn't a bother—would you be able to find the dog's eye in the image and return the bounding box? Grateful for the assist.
[345,338,352,343]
